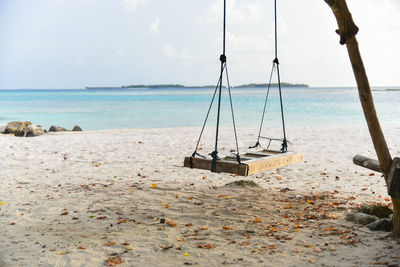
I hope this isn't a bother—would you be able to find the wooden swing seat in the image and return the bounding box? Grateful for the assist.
[184,149,303,176]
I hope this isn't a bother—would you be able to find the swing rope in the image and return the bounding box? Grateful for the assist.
[190,0,241,172]
[252,0,288,153]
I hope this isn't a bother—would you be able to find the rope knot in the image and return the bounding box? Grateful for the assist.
[236,154,241,164]
[273,57,279,65]
[219,54,227,63]
[211,150,220,160]
[281,139,288,153]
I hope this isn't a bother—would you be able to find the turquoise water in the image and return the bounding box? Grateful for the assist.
[0,87,399,130]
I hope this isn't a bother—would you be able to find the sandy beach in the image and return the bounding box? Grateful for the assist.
[1,125,400,266]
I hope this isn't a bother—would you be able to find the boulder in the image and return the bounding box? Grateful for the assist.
[356,204,393,218]
[26,124,46,137]
[72,125,82,131]
[4,121,32,136]
[345,212,378,225]
[366,218,393,232]
[49,125,67,132]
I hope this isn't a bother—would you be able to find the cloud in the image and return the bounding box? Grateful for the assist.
[198,0,263,24]
[122,0,147,11]
[163,43,194,62]
[150,17,159,33]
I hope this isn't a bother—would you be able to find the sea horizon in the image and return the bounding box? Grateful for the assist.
[1,86,399,131]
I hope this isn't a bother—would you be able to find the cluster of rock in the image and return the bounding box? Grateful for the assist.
[346,204,393,232]
[0,121,82,137]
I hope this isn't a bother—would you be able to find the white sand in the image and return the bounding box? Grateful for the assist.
[1,125,399,266]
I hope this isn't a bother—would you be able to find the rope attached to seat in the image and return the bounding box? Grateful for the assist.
[191,0,241,172]
[252,0,288,153]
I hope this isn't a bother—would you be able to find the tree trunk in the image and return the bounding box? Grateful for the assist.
[324,0,399,235]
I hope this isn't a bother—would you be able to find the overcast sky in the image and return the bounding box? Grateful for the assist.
[1,0,399,89]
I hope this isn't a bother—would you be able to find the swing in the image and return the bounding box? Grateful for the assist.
[183,0,303,176]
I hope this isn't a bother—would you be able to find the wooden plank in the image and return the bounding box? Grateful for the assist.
[244,152,272,158]
[353,154,382,173]
[246,152,304,176]
[261,149,281,154]
[184,152,303,176]
[184,157,249,176]
[224,155,254,161]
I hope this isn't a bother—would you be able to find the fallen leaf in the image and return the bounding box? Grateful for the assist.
[222,226,233,230]
[242,233,251,239]
[61,212,69,216]
[187,196,193,200]
[346,239,356,245]
[104,241,117,246]
[165,204,170,208]
[160,244,174,251]
[175,194,179,198]
[198,244,215,249]
[0,202,5,205]
[166,219,177,227]
[105,256,125,266]
[97,216,107,220]
[253,218,262,223]
[151,183,158,188]
[328,213,339,219]
[117,219,128,224]
[309,258,317,264]
[202,176,207,180]
[185,223,193,227]
[57,251,67,255]
[184,252,190,257]
[77,246,86,250]
[199,226,209,230]
[369,261,381,265]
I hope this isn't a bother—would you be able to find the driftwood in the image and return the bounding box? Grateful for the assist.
[324,0,400,234]
[353,155,400,198]
[353,155,382,173]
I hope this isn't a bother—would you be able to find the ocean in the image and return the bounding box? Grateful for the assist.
[0,87,399,131]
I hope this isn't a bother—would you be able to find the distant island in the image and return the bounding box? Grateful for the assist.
[85,82,309,90]
[235,83,309,88]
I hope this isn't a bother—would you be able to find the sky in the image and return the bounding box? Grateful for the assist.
[0,0,400,89]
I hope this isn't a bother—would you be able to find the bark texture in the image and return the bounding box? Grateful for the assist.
[324,0,399,235]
